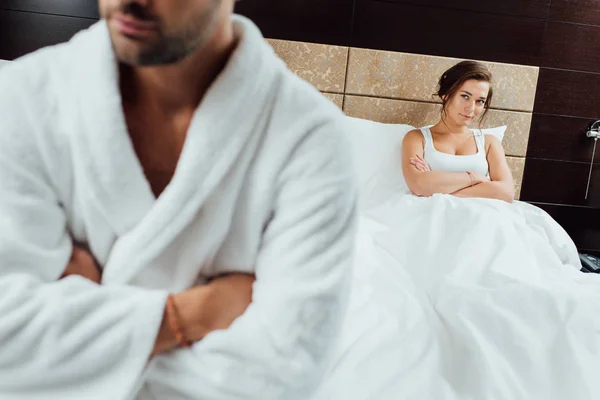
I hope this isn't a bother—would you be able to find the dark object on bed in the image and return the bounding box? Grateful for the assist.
[579,253,600,273]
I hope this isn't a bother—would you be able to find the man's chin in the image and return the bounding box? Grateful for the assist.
[109,34,150,64]
[113,49,142,66]
[113,45,154,67]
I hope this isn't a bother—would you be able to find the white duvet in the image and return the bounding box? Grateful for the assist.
[316,193,600,400]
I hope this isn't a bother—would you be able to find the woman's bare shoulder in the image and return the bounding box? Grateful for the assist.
[403,129,424,142]
[483,134,507,158]
[483,133,502,148]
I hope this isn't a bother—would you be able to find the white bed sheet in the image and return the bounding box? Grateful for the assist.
[316,193,600,400]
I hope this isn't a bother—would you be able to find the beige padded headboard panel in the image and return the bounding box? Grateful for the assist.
[267,39,540,199]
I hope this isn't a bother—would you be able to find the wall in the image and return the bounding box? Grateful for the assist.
[1,0,598,254]
[520,1,600,256]
[0,1,97,60]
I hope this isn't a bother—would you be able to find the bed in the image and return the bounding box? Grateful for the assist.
[269,39,600,400]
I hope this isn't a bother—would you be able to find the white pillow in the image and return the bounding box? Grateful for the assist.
[474,125,506,142]
[344,117,415,210]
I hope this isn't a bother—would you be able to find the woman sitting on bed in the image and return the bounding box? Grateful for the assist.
[402,61,514,203]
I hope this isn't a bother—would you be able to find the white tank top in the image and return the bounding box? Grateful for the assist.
[420,127,489,176]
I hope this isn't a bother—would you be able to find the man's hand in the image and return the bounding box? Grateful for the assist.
[152,273,255,356]
[179,273,255,341]
[61,246,255,357]
[61,246,101,284]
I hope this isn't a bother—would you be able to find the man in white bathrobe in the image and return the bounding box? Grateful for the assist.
[0,0,356,399]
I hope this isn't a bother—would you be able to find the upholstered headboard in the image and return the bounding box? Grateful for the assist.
[267,39,539,200]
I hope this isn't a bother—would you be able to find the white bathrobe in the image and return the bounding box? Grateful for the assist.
[0,15,356,400]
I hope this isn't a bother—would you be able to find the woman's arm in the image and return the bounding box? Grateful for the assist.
[402,130,484,196]
[451,135,514,203]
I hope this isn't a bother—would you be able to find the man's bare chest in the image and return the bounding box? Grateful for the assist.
[126,112,193,198]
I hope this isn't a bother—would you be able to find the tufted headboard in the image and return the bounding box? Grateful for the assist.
[267,39,539,200]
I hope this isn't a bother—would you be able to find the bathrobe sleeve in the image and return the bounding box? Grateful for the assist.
[0,74,168,400]
[147,118,358,399]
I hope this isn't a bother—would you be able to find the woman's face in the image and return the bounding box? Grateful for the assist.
[443,79,490,127]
